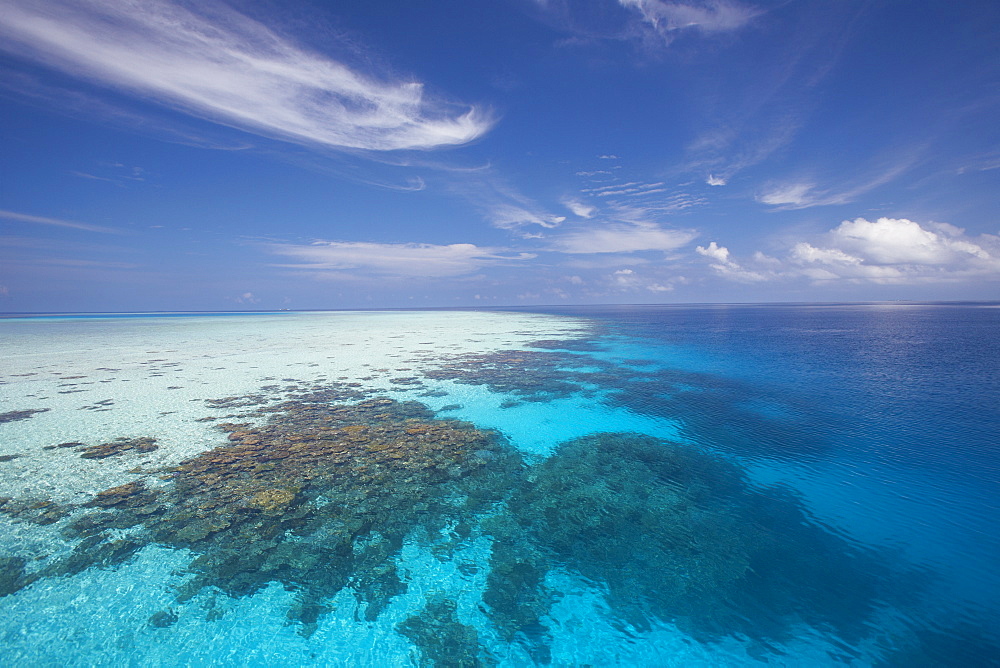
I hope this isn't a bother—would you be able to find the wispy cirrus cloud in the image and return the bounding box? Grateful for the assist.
[549,220,696,254]
[619,0,760,39]
[0,209,120,234]
[756,153,921,209]
[489,205,566,231]
[583,181,667,197]
[0,0,493,152]
[266,240,534,279]
[679,4,871,186]
[562,198,597,218]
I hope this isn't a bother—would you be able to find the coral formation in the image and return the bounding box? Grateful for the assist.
[4,390,520,649]
[78,437,159,459]
[398,596,494,667]
[422,350,611,404]
[484,432,885,652]
[0,382,892,662]
[0,408,49,423]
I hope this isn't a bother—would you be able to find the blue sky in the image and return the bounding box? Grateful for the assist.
[1,0,998,311]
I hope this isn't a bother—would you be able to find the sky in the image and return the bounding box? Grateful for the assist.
[1,0,998,311]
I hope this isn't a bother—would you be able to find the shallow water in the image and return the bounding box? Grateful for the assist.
[1,305,997,666]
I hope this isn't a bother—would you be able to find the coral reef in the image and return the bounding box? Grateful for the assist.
[484,432,886,653]
[420,345,835,459]
[78,437,158,459]
[0,382,893,662]
[6,391,520,649]
[0,408,49,423]
[398,596,494,667]
[422,350,612,404]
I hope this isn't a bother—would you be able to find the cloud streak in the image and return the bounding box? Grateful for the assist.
[0,209,120,234]
[756,155,920,209]
[549,221,696,254]
[0,0,493,152]
[619,0,759,38]
[267,240,534,279]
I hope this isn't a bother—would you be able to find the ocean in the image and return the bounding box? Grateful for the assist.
[1,304,997,666]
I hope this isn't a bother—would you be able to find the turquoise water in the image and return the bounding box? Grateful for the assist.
[1,305,997,665]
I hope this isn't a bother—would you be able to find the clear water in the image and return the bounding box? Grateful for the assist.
[0,305,997,666]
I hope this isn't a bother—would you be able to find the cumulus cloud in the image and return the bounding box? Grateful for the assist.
[700,217,1000,286]
[607,268,678,293]
[267,240,533,279]
[0,0,492,151]
[695,240,729,262]
[696,241,769,281]
[790,218,1000,282]
[549,221,696,254]
[233,291,261,305]
[829,218,992,265]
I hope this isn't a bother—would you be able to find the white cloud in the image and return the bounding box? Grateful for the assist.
[489,204,565,230]
[0,208,119,233]
[757,182,816,207]
[706,174,727,186]
[606,267,680,293]
[703,217,1000,286]
[789,217,1000,282]
[563,199,596,218]
[267,240,533,278]
[619,0,759,37]
[829,218,992,265]
[234,291,261,304]
[696,241,769,282]
[695,240,729,262]
[790,242,861,266]
[0,0,492,151]
[757,156,920,210]
[593,183,666,198]
[752,251,781,266]
[550,222,696,254]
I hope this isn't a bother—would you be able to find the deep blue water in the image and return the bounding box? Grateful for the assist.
[1,303,998,665]
[512,302,1000,663]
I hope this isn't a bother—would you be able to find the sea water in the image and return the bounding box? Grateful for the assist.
[0,305,997,666]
